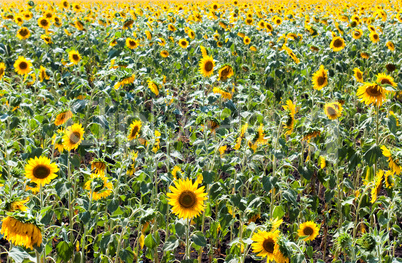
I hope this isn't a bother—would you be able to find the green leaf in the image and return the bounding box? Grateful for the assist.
[272,205,285,219]
[283,190,297,206]
[163,236,180,251]
[175,221,186,236]
[191,231,206,247]
[9,247,35,263]
[72,99,88,114]
[119,247,135,263]
[202,171,215,184]
[144,233,157,249]
[363,144,382,166]
[56,241,74,263]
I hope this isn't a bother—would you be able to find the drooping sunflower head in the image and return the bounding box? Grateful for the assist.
[147,80,159,96]
[167,177,207,219]
[0,216,42,250]
[39,66,49,82]
[17,27,31,40]
[353,68,363,82]
[14,56,32,75]
[312,65,328,90]
[324,102,342,120]
[55,110,73,126]
[63,123,85,151]
[84,173,113,201]
[376,73,397,88]
[386,41,395,51]
[25,156,59,186]
[127,120,142,140]
[251,230,279,260]
[178,38,189,49]
[68,50,81,65]
[356,82,389,107]
[330,36,345,51]
[385,63,396,73]
[361,52,370,59]
[199,55,214,77]
[91,159,107,174]
[297,221,320,241]
[218,65,234,81]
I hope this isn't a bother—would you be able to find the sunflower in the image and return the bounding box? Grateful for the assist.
[8,198,29,212]
[188,29,195,39]
[17,27,30,40]
[68,50,81,65]
[73,3,81,12]
[381,146,401,174]
[14,56,32,75]
[0,62,5,80]
[243,36,251,45]
[160,50,169,58]
[127,120,142,140]
[41,34,52,44]
[63,123,85,151]
[283,100,297,135]
[370,169,383,203]
[126,38,138,49]
[251,230,279,260]
[384,170,395,189]
[0,217,42,249]
[39,66,49,82]
[376,73,397,87]
[168,24,176,31]
[158,38,166,46]
[52,129,65,153]
[356,82,389,107]
[218,65,234,81]
[178,38,189,49]
[352,29,363,39]
[167,177,207,219]
[54,17,62,27]
[297,221,319,241]
[386,41,395,51]
[148,80,159,96]
[361,52,370,59]
[84,173,113,201]
[199,55,214,77]
[38,17,50,30]
[353,68,363,82]
[324,102,342,120]
[145,30,152,40]
[91,159,107,174]
[369,32,380,43]
[330,36,345,52]
[54,110,73,126]
[312,65,328,91]
[75,20,84,30]
[25,156,59,186]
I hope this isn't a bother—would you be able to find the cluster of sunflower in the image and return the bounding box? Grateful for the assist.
[0,0,402,262]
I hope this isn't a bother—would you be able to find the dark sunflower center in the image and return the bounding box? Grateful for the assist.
[46,14,52,18]
[303,226,314,236]
[19,62,28,70]
[354,31,360,37]
[41,20,48,26]
[181,41,186,46]
[129,40,136,46]
[33,165,51,179]
[205,61,213,72]
[373,34,378,40]
[366,85,382,97]
[178,190,196,208]
[317,76,326,86]
[69,131,81,144]
[380,78,392,85]
[386,64,396,72]
[20,29,29,36]
[262,238,275,253]
[333,38,343,48]
[356,72,362,79]
[326,106,337,116]
[72,54,79,61]
[0,68,3,75]
[131,126,139,137]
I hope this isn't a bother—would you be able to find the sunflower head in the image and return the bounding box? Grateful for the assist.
[369,31,380,43]
[376,73,397,88]
[127,120,142,140]
[312,65,328,90]
[85,173,113,201]
[14,56,32,75]
[218,65,234,81]
[178,38,189,48]
[63,123,85,151]
[160,50,169,58]
[353,68,363,82]
[167,177,207,219]
[330,36,346,51]
[68,50,81,65]
[0,216,42,249]
[38,17,50,29]
[251,230,279,260]
[25,156,59,186]
[356,82,389,107]
[17,27,31,40]
[297,221,320,242]
[199,56,214,77]
[324,102,342,120]
[126,38,138,49]
[0,62,6,80]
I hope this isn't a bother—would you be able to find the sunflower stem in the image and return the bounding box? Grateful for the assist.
[67,151,74,244]
[81,189,93,263]
[186,218,191,260]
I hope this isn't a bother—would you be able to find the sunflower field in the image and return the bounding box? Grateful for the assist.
[1,0,402,262]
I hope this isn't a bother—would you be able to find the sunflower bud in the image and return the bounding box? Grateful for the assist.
[357,233,376,252]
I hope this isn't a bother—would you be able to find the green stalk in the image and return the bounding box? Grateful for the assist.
[185,218,191,260]
[81,189,93,263]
